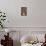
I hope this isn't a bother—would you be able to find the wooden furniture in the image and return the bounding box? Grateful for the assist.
[1,33,13,46]
[41,34,46,46]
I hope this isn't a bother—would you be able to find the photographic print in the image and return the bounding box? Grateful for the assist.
[21,7,27,16]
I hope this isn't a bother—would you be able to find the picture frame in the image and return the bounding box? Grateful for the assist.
[21,7,27,16]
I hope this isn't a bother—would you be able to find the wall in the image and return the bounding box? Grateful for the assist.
[0,0,46,27]
[32,0,46,27]
[0,0,32,27]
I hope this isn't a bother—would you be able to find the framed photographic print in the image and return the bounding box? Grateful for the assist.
[21,7,27,16]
